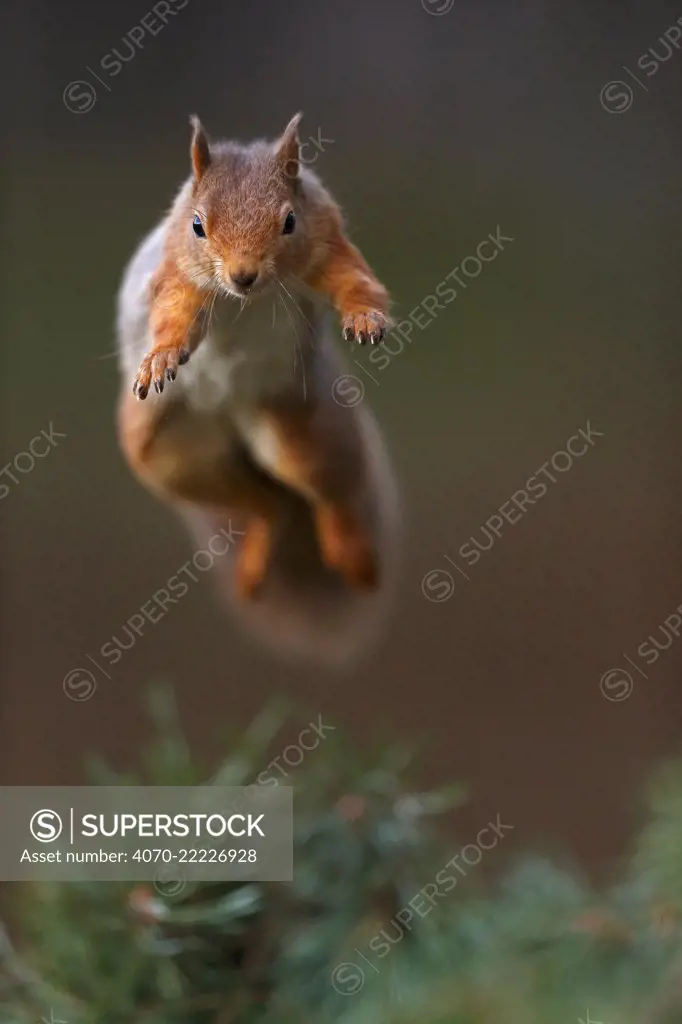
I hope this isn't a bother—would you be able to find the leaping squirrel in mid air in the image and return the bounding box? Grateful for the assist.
[116,113,400,665]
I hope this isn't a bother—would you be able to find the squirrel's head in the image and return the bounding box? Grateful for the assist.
[184,113,309,299]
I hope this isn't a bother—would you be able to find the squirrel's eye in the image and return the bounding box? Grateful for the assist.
[192,214,206,238]
[282,210,296,235]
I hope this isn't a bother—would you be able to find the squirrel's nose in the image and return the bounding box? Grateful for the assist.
[230,268,259,289]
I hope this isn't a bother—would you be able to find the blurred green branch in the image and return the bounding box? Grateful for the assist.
[3,687,682,1024]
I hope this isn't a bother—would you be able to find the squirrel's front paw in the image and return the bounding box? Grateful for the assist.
[132,346,191,400]
[342,311,387,346]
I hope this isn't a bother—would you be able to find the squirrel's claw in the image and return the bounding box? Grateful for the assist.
[132,360,152,400]
[133,347,190,401]
[341,311,387,347]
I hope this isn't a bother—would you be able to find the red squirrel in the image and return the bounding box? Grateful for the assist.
[116,114,399,664]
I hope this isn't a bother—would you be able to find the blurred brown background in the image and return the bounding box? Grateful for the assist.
[2,0,682,880]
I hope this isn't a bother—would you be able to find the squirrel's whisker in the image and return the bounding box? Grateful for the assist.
[197,279,222,333]
[277,285,307,402]
[191,286,216,334]
[206,284,221,326]
[233,296,249,325]
[277,277,314,344]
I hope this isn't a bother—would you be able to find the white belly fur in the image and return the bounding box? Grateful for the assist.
[179,292,314,412]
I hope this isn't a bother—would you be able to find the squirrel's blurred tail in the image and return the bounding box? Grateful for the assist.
[180,412,401,669]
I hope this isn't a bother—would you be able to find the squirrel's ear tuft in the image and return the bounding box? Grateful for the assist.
[275,112,303,181]
[189,115,211,181]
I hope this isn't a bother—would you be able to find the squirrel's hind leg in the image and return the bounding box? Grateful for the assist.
[233,399,379,592]
[118,389,288,601]
[118,390,276,508]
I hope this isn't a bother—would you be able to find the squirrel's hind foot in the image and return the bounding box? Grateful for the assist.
[234,517,272,601]
[315,504,379,592]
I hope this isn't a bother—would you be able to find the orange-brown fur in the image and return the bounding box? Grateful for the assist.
[305,211,390,342]
[133,261,203,397]
[120,114,391,604]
